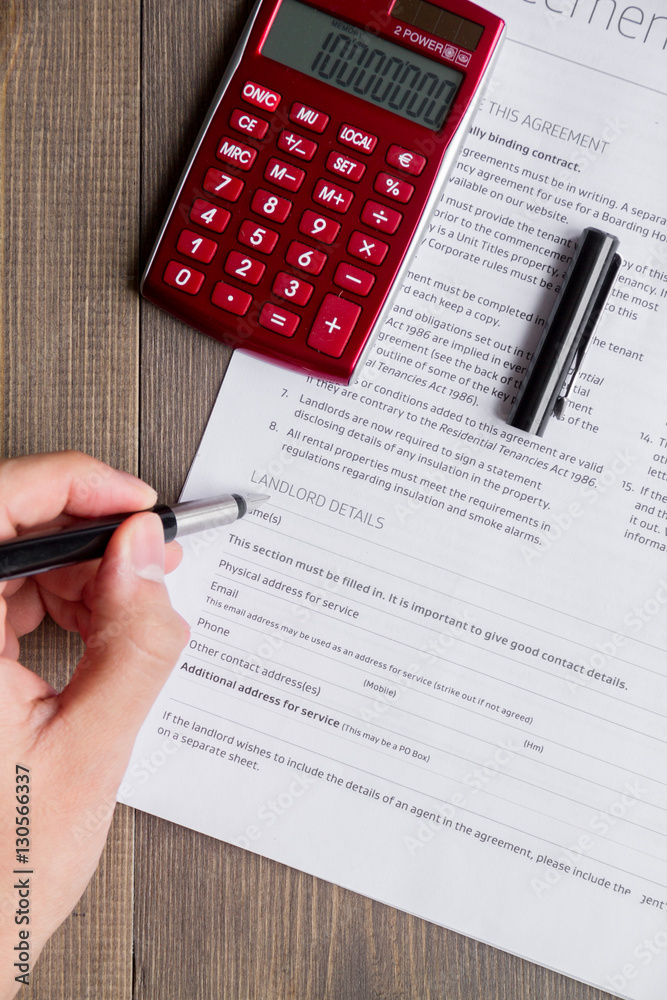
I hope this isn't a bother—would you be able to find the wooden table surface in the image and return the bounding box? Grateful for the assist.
[2,2,617,997]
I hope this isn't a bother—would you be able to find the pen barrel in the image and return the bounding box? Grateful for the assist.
[508,228,620,436]
[0,508,177,582]
[0,515,128,581]
[170,495,245,536]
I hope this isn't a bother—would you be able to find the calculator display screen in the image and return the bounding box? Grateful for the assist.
[262,0,463,130]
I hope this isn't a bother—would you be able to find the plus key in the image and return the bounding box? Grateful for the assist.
[307,294,361,358]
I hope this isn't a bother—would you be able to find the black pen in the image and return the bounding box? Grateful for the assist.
[0,494,269,581]
[507,228,621,436]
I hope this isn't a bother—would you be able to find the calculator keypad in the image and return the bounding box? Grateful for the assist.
[153,77,429,375]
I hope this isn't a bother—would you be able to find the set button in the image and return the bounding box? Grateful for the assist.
[326,151,365,182]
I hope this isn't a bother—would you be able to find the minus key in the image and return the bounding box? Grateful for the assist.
[333,263,375,296]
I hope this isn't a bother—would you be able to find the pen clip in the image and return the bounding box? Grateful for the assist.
[552,247,621,420]
[507,227,621,437]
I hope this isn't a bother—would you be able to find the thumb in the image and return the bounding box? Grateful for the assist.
[58,511,189,754]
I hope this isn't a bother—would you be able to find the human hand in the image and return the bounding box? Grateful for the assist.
[0,452,189,999]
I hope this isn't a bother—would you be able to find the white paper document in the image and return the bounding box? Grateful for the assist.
[120,3,667,996]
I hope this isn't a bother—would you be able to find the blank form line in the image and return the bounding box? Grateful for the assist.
[192,621,667,795]
[187,631,667,839]
[218,547,662,717]
[170,693,667,893]
[213,567,667,743]
[256,502,667,667]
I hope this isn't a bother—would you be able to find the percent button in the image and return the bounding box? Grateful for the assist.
[373,172,414,203]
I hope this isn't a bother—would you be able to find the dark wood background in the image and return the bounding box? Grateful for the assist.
[1,1,617,996]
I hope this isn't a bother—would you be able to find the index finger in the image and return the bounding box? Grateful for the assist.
[0,451,158,540]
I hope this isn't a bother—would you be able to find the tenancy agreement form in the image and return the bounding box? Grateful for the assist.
[120,3,667,996]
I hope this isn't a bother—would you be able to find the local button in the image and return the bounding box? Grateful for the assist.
[307,294,361,357]
[337,124,377,155]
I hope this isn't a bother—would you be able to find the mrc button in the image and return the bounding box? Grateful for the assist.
[337,124,377,154]
[241,80,281,111]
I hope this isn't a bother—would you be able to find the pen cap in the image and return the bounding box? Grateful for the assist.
[507,228,621,436]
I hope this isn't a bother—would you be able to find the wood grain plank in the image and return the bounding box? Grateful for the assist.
[0,0,140,996]
[136,2,617,998]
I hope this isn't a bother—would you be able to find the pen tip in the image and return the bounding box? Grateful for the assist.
[244,494,270,509]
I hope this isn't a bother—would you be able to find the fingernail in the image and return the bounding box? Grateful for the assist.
[131,513,165,582]
[116,469,158,502]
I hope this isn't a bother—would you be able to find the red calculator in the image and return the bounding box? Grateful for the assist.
[141,0,504,383]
